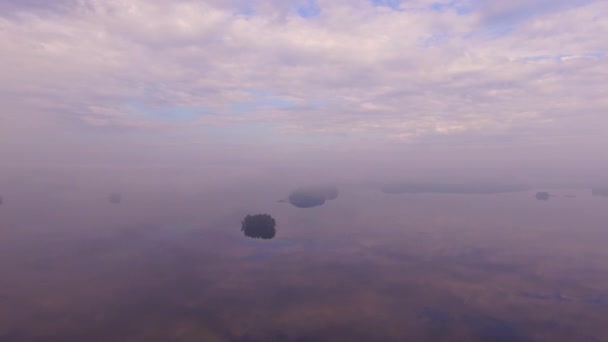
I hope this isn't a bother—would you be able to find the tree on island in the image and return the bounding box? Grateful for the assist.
[241,214,277,239]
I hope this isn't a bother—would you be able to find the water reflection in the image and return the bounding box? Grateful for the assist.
[1,184,608,341]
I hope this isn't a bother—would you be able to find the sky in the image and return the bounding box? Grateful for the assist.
[1,0,607,180]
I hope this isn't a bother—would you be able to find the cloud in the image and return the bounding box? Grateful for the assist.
[472,0,592,26]
[0,0,607,158]
[0,0,80,16]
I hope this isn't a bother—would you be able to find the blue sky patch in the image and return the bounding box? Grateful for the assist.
[126,100,208,122]
[296,0,321,18]
[230,89,300,113]
[430,1,471,14]
[371,0,402,10]
[519,52,606,63]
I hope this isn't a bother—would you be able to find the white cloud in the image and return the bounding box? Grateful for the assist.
[0,0,606,149]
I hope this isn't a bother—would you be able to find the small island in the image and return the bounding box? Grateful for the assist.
[241,214,277,239]
[592,188,608,197]
[109,193,122,204]
[536,192,550,201]
[381,183,529,195]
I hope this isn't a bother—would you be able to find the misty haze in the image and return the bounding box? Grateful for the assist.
[1,0,608,341]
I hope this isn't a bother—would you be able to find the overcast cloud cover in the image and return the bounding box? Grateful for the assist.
[1,0,607,179]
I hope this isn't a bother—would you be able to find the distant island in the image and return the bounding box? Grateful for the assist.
[380,183,530,195]
[592,188,608,197]
[281,185,339,208]
[109,193,122,204]
[536,192,550,201]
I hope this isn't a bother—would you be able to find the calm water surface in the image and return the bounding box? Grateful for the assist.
[1,182,607,341]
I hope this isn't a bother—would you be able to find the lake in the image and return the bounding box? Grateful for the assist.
[1,180,607,341]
